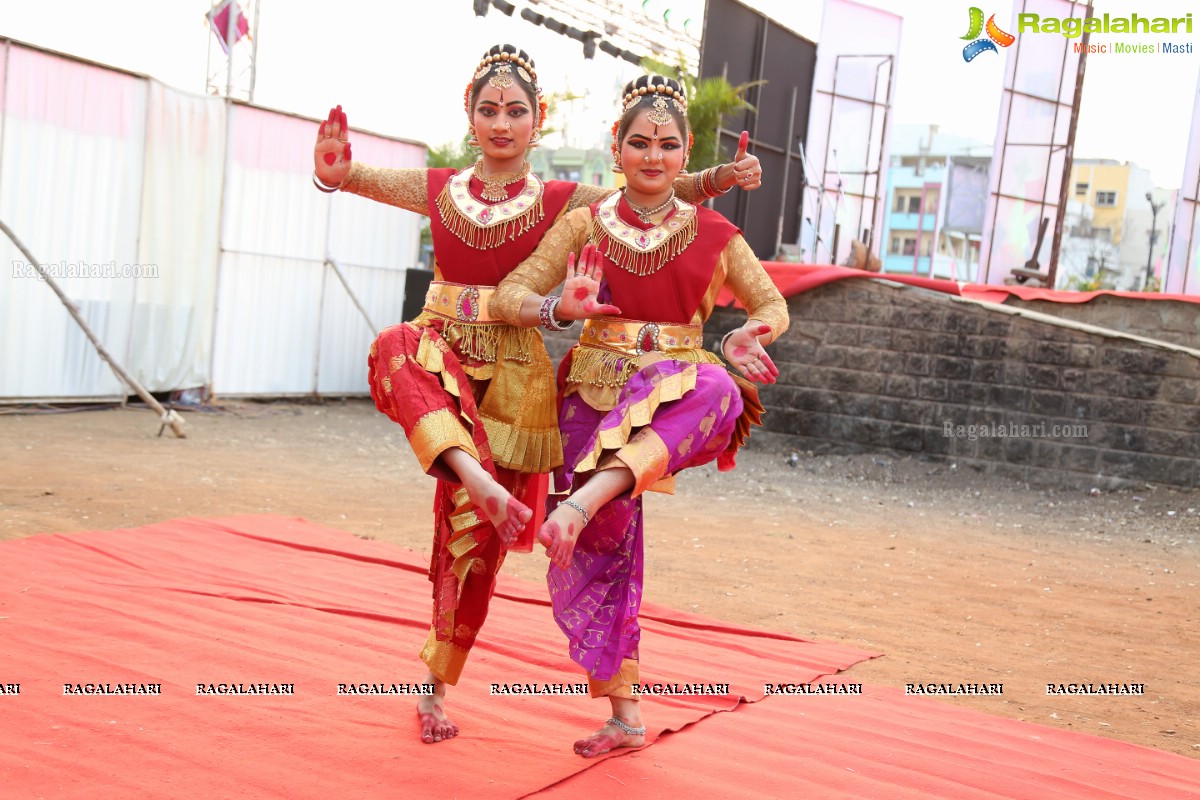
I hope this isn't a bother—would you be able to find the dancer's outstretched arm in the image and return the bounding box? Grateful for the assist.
[717,235,790,384]
[312,105,429,215]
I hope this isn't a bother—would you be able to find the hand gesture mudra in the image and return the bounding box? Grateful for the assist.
[314,105,352,188]
[723,323,779,384]
[732,131,762,190]
[556,243,621,320]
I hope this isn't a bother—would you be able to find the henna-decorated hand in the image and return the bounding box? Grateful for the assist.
[556,243,621,320]
[314,104,352,188]
[722,323,779,384]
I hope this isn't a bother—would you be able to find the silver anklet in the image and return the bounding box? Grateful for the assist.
[606,716,646,736]
[559,498,589,526]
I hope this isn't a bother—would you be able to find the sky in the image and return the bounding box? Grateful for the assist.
[3,0,1198,188]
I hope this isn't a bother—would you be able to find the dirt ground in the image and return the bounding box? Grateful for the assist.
[2,399,1197,759]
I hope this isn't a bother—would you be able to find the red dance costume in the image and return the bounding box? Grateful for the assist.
[341,161,722,683]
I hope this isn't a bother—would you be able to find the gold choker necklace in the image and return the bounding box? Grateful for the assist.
[473,160,531,202]
[623,188,675,225]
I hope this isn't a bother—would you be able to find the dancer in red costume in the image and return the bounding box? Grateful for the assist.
[312,47,764,744]
[493,75,786,757]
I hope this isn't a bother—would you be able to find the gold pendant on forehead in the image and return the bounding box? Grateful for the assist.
[489,64,514,90]
[647,97,673,126]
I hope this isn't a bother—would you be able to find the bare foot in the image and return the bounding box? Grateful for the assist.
[539,500,588,569]
[416,679,458,744]
[441,448,532,545]
[573,716,645,758]
[463,473,532,546]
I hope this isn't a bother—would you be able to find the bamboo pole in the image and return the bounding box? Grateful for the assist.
[1,219,187,438]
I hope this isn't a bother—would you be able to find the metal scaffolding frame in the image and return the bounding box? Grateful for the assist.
[810,53,893,262]
[981,0,1091,287]
[204,0,262,101]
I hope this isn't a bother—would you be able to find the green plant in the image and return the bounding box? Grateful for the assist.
[640,54,761,172]
[1066,272,1112,292]
[426,135,475,171]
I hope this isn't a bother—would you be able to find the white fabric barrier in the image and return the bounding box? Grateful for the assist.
[0,41,424,400]
[1,44,147,400]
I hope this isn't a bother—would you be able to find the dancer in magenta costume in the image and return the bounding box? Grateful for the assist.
[492,74,787,757]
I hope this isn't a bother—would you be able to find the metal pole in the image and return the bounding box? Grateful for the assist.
[1048,0,1092,289]
[326,258,379,335]
[249,1,261,102]
[225,0,236,98]
[0,219,186,438]
[775,85,798,258]
[1145,199,1162,289]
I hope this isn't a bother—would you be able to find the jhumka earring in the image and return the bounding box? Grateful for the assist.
[529,130,541,149]
[611,157,623,174]
[467,125,479,147]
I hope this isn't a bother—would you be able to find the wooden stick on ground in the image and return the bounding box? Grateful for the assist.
[1,218,187,438]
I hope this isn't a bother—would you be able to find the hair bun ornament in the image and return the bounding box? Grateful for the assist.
[472,43,539,89]
[621,74,687,114]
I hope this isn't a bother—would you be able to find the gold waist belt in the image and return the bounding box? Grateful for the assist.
[422,281,499,323]
[579,318,705,358]
[570,319,719,388]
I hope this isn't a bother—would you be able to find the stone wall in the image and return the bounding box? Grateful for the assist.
[999,294,1200,348]
[732,280,1200,489]
[545,279,1200,489]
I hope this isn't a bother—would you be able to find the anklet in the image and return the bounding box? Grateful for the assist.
[560,498,589,526]
[606,716,646,736]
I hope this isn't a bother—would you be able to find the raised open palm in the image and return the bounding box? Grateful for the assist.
[314,105,352,188]
[557,244,621,320]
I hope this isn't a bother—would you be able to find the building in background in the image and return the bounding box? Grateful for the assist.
[528,147,614,189]
[880,130,1174,290]
[879,125,990,280]
[1068,160,1172,290]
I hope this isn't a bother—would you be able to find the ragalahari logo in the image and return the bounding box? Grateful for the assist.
[962,7,1016,61]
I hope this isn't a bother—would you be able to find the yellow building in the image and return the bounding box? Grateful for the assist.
[1069,160,1130,244]
[1068,159,1160,289]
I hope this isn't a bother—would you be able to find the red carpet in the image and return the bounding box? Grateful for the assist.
[532,678,1200,799]
[2,516,1197,799]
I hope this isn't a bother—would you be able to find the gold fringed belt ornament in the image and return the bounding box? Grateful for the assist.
[568,317,722,388]
[435,168,545,249]
[591,191,698,276]
[416,281,532,365]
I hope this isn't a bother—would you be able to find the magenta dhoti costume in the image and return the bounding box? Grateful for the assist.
[492,190,788,696]
[554,356,747,684]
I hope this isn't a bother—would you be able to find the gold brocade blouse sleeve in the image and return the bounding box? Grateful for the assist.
[564,172,713,212]
[490,207,593,323]
[564,183,611,212]
[709,234,789,343]
[339,162,429,216]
